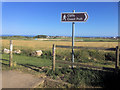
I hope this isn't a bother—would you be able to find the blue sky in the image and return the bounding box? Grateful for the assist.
[2,2,118,36]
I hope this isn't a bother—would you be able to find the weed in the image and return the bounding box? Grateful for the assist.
[68,68,102,87]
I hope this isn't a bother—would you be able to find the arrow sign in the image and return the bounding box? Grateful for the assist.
[61,12,88,22]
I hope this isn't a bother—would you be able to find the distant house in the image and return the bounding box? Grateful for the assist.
[113,37,116,39]
[46,36,50,38]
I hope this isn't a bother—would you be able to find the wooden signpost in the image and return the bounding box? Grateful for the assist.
[9,40,13,67]
[52,44,56,71]
[115,46,119,69]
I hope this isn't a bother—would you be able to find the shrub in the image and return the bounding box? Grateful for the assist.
[60,67,72,74]
[88,50,105,60]
[105,52,116,61]
[21,49,33,56]
[56,51,71,61]
[63,52,71,61]
[55,68,62,76]
[41,50,52,59]
[56,54,64,60]
[46,68,62,79]
[74,49,105,62]
[34,35,47,38]
[56,49,106,62]
[68,68,101,87]
[46,69,57,79]
[46,69,54,76]
[74,49,90,62]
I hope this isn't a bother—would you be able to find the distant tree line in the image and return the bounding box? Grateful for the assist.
[1,35,32,39]
[34,35,47,38]
[1,35,48,39]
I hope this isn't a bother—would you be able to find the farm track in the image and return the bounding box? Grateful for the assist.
[2,70,44,88]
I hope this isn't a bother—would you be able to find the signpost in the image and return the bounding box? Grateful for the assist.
[61,12,88,22]
[61,10,88,68]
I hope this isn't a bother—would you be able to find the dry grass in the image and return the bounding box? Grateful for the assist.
[2,39,118,50]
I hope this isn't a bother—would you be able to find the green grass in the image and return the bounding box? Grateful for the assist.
[44,66,120,88]
[75,38,118,42]
[55,49,115,68]
[2,48,116,70]
[1,53,69,70]
[2,54,52,68]
[1,53,120,88]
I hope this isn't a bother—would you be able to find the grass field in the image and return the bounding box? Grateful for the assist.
[1,52,115,70]
[2,39,118,51]
[1,39,117,69]
[1,53,119,88]
[1,39,120,88]
[1,39,117,67]
[2,54,52,67]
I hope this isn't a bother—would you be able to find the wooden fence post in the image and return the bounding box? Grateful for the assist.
[9,40,13,67]
[115,46,119,69]
[52,44,56,71]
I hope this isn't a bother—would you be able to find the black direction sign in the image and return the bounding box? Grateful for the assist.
[61,12,88,22]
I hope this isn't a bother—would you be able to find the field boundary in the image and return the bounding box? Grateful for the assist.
[56,60,116,71]
[5,40,120,72]
[52,44,120,71]
[56,45,116,51]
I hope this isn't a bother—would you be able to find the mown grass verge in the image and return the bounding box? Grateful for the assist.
[1,54,52,72]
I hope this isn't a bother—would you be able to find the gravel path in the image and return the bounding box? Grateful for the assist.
[2,70,44,88]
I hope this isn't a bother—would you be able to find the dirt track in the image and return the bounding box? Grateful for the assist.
[2,70,44,88]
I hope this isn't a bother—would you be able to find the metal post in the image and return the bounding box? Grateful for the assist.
[72,10,75,68]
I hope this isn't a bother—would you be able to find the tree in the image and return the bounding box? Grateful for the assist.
[34,35,47,38]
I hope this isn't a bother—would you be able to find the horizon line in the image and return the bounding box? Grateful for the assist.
[0,34,118,37]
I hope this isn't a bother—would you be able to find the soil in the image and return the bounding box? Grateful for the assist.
[2,70,44,88]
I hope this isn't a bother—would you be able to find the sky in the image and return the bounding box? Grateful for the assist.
[2,2,118,37]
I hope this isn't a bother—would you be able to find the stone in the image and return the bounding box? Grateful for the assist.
[36,50,43,56]
[3,48,10,54]
[30,50,43,57]
[14,50,21,54]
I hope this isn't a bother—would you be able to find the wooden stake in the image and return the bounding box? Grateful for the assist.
[52,44,55,71]
[115,46,119,69]
[9,40,13,67]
